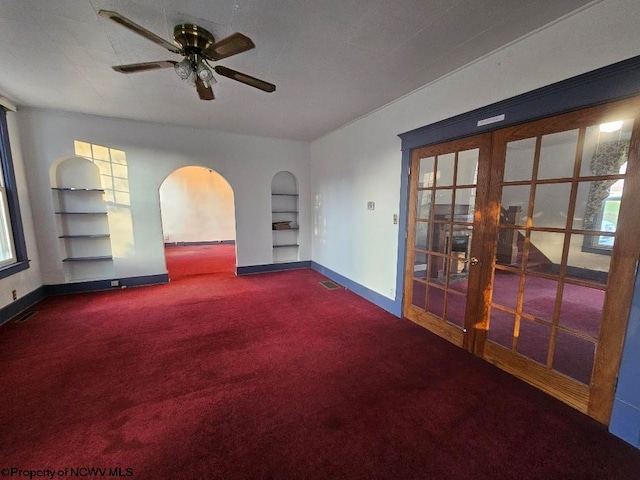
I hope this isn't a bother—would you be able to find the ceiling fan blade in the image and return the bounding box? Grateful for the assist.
[213,66,276,93]
[99,10,181,54]
[112,61,177,74]
[196,77,215,101]
[203,33,255,61]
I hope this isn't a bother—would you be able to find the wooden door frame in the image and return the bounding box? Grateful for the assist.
[405,97,640,423]
[404,134,492,350]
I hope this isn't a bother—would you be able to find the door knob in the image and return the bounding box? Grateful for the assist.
[463,257,479,266]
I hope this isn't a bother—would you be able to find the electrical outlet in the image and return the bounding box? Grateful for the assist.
[110,280,120,287]
[12,289,17,300]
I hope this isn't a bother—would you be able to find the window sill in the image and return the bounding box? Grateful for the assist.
[0,260,30,280]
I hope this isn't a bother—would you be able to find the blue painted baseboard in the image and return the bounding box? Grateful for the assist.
[44,273,169,296]
[311,262,401,317]
[0,286,46,326]
[165,240,235,246]
[236,261,311,275]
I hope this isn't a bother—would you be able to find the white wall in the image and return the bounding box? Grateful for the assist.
[0,112,42,309]
[160,166,236,243]
[310,0,640,302]
[17,109,310,285]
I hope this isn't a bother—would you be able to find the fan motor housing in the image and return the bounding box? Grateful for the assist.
[173,24,215,55]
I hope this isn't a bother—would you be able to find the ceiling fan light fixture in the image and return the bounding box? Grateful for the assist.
[185,70,197,86]
[196,61,214,82]
[174,58,192,80]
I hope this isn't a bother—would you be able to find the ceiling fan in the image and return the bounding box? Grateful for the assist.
[98,10,276,101]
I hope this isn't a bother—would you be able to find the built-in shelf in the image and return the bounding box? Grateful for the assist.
[52,187,105,192]
[58,234,110,239]
[63,256,113,262]
[272,172,300,263]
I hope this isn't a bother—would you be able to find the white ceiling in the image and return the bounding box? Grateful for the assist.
[0,0,598,141]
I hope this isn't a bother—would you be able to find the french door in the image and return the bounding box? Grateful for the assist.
[404,97,640,423]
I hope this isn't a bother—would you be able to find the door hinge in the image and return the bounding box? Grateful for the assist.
[408,166,411,176]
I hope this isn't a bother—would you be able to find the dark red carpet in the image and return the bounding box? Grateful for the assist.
[1,245,639,479]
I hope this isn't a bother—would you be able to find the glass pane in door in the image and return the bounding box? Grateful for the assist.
[487,115,635,386]
[407,143,482,336]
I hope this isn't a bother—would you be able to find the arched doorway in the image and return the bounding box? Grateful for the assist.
[159,166,236,279]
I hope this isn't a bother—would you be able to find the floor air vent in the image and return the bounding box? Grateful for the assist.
[319,280,341,290]
[14,311,38,323]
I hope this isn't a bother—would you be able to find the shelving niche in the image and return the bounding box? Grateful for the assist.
[52,157,113,280]
[271,171,299,263]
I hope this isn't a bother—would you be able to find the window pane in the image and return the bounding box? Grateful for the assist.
[553,331,596,385]
[567,234,611,285]
[446,292,466,328]
[517,319,551,365]
[436,153,455,187]
[413,251,428,280]
[417,190,432,220]
[580,119,633,177]
[418,157,435,188]
[575,180,623,232]
[527,231,564,275]
[532,183,571,229]
[0,190,15,263]
[427,285,445,318]
[411,281,426,310]
[500,185,530,226]
[559,283,604,338]
[434,189,453,219]
[453,188,475,222]
[523,275,558,322]
[457,148,479,185]
[504,137,536,182]
[414,221,430,250]
[491,269,520,311]
[538,129,578,180]
[488,308,515,349]
[496,228,523,268]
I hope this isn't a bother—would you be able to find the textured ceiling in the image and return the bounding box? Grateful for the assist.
[0,0,598,141]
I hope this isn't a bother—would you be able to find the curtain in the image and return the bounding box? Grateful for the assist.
[583,140,629,230]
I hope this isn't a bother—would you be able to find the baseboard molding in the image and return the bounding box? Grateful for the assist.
[165,240,235,247]
[311,262,401,317]
[0,286,46,326]
[236,261,311,275]
[44,273,169,296]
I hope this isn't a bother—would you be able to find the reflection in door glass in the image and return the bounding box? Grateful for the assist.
[500,185,530,226]
[580,119,633,177]
[427,285,445,318]
[532,183,571,229]
[504,137,536,182]
[437,153,455,187]
[538,129,578,180]
[522,275,559,322]
[417,190,432,220]
[411,281,426,310]
[457,149,479,185]
[517,319,551,365]
[446,292,466,327]
[553,331,596,384]
[567,234,612,285]
[559,283,604,338]
[487,308,516,349]
[490,269,520,311]
[419,157,435,187]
